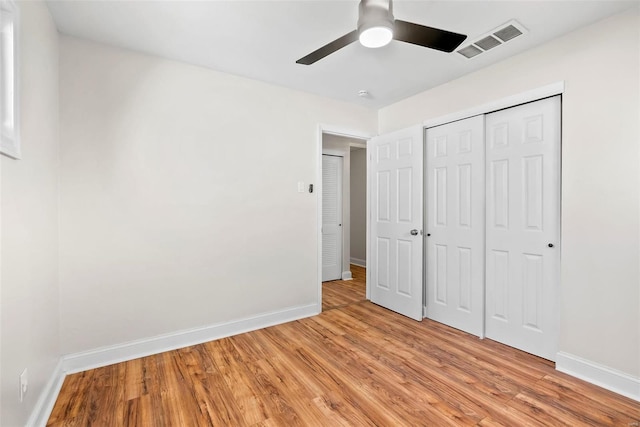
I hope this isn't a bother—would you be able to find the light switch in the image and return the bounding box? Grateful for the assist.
[297,181,305,193]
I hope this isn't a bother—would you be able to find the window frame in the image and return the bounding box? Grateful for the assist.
[1,0,20,159]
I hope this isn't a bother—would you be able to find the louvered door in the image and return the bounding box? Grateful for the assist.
[322,155,343,281]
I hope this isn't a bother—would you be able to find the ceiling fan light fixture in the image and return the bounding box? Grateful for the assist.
[359,25,393,48]
[357,0,394,48]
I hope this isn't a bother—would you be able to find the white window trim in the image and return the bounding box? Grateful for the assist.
[1,0,20,159]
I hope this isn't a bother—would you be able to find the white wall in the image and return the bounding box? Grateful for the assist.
[379,8,640,378]
[59,36,377,354]
[0,2,60,425]
[350,148,367,265]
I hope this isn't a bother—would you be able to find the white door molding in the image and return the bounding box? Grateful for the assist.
[423,81,565,129]
[317,125,373,312]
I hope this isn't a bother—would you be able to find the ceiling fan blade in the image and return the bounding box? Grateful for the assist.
[296,30,359,65]
[394,20,466,53]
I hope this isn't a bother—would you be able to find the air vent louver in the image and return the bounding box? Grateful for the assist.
[457,45,483,58]
[494,25,523,42]
[456,20,526,59]
[475,35,501,51]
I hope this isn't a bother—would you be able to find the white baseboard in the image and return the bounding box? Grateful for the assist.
[26,359,66,427]
[556,351,640,402]
[350,258,366,267]
[62,303,318,375]
[341,270,353,280]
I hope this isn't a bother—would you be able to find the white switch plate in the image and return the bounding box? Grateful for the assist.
[19,368,28,402]
[297,181,305,193]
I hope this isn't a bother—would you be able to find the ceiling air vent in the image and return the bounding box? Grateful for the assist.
[458,45,483,59]
[475,35,501,51]
[494,24,523,42]
[457,20,527,59]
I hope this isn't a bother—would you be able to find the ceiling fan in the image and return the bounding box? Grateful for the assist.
[296,0,467,65]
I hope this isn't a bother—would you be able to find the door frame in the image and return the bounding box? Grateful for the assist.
[316,125,373,313]
[423,82,565,129]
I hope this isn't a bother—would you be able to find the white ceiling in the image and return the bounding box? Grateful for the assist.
[46,0,637,109]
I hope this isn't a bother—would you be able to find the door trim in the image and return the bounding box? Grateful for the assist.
[316,125,373,313]
[423,81,565,129]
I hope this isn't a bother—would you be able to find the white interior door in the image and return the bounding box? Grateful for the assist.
[425,115,485,337]
[485,96,561,361]
[322,155,343,282]
[369,126,423,321]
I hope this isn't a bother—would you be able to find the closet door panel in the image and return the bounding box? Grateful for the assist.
[426,115,485,337]
[485,96,561,361]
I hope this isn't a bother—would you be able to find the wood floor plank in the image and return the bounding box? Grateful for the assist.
[322,264,366,311]
[207,338,272,425]
[48,267,640,426]
[46,370,94,425]
[255,328,381,426]
[262,326,403,426]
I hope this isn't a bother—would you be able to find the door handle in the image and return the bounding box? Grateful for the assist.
[410,229,419,236]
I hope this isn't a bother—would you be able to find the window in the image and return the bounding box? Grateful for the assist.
[1,0,19,159]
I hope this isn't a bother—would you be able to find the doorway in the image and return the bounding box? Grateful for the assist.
[321,131,368,311]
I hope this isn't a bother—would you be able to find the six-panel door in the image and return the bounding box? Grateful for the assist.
[369,126,424,321]
[484,96,561,361]
[425,115,486,337]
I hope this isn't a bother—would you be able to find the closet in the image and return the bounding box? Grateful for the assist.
[424,96,561,361]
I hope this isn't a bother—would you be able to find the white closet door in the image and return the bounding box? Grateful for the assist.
[369,126,423,321]
[485,96,561,361]
[322,155,343,282]
[426,115,485,337]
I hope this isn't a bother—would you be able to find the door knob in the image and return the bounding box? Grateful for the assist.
[548,243,554,248]
[410,229,419,236]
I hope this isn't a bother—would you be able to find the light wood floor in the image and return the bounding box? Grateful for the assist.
[49,267,640,426]
[322,264,366,311]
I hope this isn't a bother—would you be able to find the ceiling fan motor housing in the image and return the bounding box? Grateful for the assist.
[357,0,395,36]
